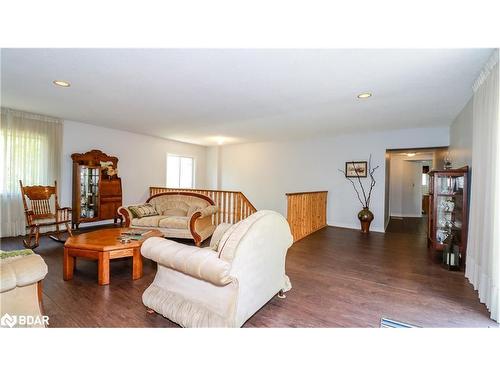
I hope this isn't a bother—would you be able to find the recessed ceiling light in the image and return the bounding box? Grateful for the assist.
[53,80,71,88]
[406,153,416,157]
[357,92,372,99]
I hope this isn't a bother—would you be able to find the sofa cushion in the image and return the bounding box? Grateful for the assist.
[159,216,189,229]
[164,208,188,217]
[131,215,166,227]
[150,194,211,215]
[154,200,189,215]
[129,204,159,218]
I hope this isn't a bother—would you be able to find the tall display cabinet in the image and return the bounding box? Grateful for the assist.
[427,166,469,270]
[71,150,123,229]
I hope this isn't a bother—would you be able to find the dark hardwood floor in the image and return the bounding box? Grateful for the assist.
[1,218,496,328]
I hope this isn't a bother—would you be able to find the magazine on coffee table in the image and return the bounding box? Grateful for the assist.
[121,229,154,237]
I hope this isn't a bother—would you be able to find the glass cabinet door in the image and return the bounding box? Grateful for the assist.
[79,166,100,219]
[434,174,464,248]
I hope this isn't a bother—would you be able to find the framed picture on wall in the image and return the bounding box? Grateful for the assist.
[345,161,367,178]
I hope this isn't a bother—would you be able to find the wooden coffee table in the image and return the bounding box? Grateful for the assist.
[63,228,163,285]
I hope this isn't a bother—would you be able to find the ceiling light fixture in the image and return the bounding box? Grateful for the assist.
[406,153,416,157]
[53,80,71,88]
[357,92,372,99]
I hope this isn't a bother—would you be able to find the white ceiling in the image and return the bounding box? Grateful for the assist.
[1,49,492,146]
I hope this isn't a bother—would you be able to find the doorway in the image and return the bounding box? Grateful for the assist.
[384,147,448,234]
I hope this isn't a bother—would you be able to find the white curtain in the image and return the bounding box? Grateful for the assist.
[466,49,500,322]
[0,108,62,237]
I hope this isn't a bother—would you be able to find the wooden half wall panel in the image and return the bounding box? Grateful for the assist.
[286,191,328,242]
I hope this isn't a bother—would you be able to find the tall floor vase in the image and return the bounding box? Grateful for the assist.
[358,207,374,234]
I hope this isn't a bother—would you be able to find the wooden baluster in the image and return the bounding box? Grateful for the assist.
[222,192,227,223]
[235,193,240,223]
[216,191,220,224]
[225,192,229,223]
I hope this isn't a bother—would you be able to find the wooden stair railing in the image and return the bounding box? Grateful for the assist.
[286,191,328,242]
[149,187,257,225]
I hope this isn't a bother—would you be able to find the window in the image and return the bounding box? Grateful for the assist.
[1,130,48,194]
[1,108,62,236]
[166,155,194,188]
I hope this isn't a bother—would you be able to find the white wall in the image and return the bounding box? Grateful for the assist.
[449,97,473,168]
[205,146,220,189]
[217,127,449,232]
[60,121,207,208]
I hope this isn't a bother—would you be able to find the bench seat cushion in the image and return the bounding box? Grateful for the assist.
[131,215,167,227]
[159,216,189,229]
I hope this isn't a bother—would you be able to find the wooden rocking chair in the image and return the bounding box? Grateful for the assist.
[19,180,73,249]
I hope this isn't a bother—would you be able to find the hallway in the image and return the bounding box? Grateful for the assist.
[386,216,428,235]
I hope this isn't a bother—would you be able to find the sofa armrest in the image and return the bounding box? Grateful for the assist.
[141,237,232,286]
[0,254,48,293]
[198,205,218,218]
[209,222,233,249]
[117,204,144,227]
[117,206,132,226]
[188,205,218,246]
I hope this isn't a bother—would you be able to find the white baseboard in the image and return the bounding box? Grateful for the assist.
[327,221,385,233]
[390,213,422,218]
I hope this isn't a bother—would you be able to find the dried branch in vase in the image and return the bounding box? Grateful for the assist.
[339,155,380,234]
[338,154,379,209]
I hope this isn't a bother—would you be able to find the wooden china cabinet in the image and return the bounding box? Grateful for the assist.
[71,150,123,229]
[427,166,469,270]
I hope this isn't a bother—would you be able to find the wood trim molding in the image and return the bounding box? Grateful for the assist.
[150,186,244,195]
[71,149,118,168]
[189,211,203,246]
[117,207,131,227]
[286,190,328,196]
[146,191,215,206]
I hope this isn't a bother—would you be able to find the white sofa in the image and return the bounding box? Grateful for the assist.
[0,250,48,328]
[140,210,293,327]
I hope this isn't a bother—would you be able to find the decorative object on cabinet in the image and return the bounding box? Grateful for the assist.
[443,153,452,170]
[19,180,73,249]
[339,155,379,233]
[427,166,468,270]
[100,160,118,178]
[71,150,123,229]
